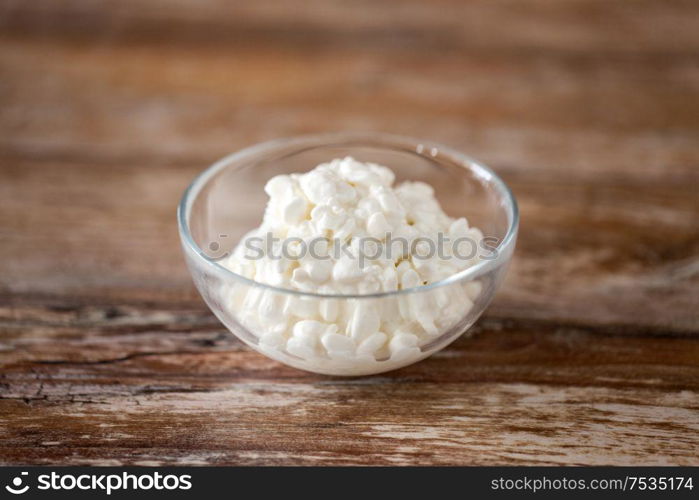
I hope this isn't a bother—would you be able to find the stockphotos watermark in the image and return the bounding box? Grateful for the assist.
[4,470,192,495]
[206,232,500,267]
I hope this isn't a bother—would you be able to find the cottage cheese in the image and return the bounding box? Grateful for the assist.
[221,157,484,374]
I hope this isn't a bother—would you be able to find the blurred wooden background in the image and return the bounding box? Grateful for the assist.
[1,1,698,465]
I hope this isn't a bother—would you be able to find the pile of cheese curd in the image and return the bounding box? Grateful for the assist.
[222,157,483,374]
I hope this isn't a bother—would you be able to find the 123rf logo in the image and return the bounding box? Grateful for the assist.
[5,471,192,495]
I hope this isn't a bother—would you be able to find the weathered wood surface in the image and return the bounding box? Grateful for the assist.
[1,0,698,465]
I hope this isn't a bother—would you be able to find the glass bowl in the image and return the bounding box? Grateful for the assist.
[178,133,518,376]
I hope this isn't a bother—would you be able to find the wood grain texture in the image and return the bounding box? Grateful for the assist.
[2,304,698,465]
[1,0,698,465]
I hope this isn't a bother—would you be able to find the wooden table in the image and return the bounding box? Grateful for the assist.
[1,1,698,465]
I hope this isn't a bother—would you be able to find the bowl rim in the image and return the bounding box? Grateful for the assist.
[177,132,519,299]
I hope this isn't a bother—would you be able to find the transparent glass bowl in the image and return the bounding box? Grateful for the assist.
[178,133,518,376]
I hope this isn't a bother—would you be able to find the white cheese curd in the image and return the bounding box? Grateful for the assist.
[221,157,484,375]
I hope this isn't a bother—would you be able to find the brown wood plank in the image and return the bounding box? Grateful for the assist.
[1,156,696,329]
[2,0,699,55]
[1,35,698,164]
[1,304,697,465]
